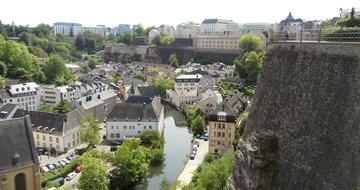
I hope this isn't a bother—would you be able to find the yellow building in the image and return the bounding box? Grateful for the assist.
[0,116,41,190]
[208,101,237,155]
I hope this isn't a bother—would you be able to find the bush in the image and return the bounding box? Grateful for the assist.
[204,153,214,163]
[149,148,165,165]
[41,170,60,187]
[45,181,60,188]
[140,131,163,148]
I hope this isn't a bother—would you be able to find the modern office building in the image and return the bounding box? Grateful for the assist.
[52,22,82,36]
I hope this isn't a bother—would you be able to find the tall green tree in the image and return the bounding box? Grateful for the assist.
[168,53,179,68]
[238,34,262,52]
[88,58,96,70]
[32,24,51,38]
[191,115,206,138]
[234,51,265,84]
[53,100,72,113]
[161,35,172,46]
[110,138,149,189]
[79,114,101,148]
[134,24,145,36]
[44,54,67,83]
[0,61,7,77]
[118,32,133,45]
[154,76,174,98]
[78,158,109,190]
[75,33,86,51]
[18,32,33,45]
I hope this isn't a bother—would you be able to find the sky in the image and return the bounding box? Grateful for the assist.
[0,0,358,28]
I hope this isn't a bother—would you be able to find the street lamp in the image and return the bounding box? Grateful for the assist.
[339,8,343,19]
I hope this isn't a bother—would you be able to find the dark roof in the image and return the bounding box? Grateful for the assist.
[186,69,209,76]
[199,75,215,87]
[280,12,303,25]
[208,101,237,123]
[125,96,153,104]
[0,89,11,100]
[202,19,233,24]
[0,103,18,119]
[107,103,158,121]
[0,116,39,172]
[137,86,159,98]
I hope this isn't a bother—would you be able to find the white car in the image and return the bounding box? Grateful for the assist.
[66,172,76,181]
[59,161,66,166]
[62,159,71,164]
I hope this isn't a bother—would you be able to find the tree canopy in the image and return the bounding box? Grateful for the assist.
[44,54,67,83]
[154,76,175,98]
[234,51,265,84]
[53,100,72,113]
[79,114,101,148]
[168,53,179,68]
[78,158,109,190]
[238,34,262,52]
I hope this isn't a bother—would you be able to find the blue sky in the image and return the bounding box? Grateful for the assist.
[0,0,358,27]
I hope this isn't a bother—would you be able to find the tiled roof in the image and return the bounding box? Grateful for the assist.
[0,116,39,172]
[107,102,158,122]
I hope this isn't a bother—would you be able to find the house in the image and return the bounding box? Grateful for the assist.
[226,90,248,116]
[12,109,84,153]
[0,82,41,111]
[0,103,19,120]
[71,87,117,121]
[40,85,81,106]
[208,100,237,155]
[106,96,164,140]
[0,116,41,190]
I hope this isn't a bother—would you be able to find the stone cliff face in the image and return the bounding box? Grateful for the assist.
[228,43,360,190]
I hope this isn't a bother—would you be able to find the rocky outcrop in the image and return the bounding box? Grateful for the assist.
[228,42,360,190]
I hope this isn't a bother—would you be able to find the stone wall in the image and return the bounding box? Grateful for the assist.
[229,42,360,190]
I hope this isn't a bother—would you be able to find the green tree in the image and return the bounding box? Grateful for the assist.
[38,105,53,112]
[168,53,179,68]
[140,130,164,148]
[234,51,265,84]
[27,46,48,58]
[133,73,145,80]
[19,32,33,46]
[191,115,206,138]
[112,75,121,84]
[79,114,100,148]
[110,138,149,189]
[160,177,171,190]
[44,54,67,83]
[238,34,261,52]
[45,181,60,189]
[154,76,175,98]
[33,23,51,38]
[88,58,96,70]
[118,32,133,45]
[78,158,109,190]
[134,24,145,36]
[204,153,214,163]
[0,77,6,88]
[54,100,72,113]
[75,33,86,51]
[0,61,7,77]
[161,35,172,46]
[81,64,90,73]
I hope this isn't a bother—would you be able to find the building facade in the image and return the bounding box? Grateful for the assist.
[41,85,81,106]
[208,101,237,155]
[106,96,164,140]
[201,19,234,33]
[243,23,271,32]
[116,24,132,36]
[176,22,201,38]
[12,109,83,153]
[157,24,176,39]
[52,22,82,36]
[0,116,41,190]
[0,82,40,111]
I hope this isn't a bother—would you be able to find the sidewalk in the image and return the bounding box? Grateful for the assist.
[176,138,208,188]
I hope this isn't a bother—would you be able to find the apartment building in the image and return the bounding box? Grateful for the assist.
[52,22,82,36]
[41,85,81,106]
[0,82,40,111]
[208,101,237,155]
[176,22,201,38]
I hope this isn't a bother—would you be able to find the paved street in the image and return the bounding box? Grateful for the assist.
[176,138,209,188]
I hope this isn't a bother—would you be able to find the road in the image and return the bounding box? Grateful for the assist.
[176,137,209,188]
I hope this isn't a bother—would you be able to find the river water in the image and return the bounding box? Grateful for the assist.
[135,105,192,190]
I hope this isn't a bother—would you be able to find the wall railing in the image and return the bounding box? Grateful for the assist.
[271,27,360,42]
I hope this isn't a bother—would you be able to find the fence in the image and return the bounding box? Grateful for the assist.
[271,27,360,42]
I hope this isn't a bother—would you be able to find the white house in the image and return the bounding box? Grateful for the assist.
[0,82,41,111]
[41,85,81,106]
[106,96,164,140]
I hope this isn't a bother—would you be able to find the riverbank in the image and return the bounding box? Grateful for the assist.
[176,138,209,189]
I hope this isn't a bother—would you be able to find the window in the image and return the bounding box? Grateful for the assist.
[56,145,60,150]
[77,139,80,144]
[15,173,26,190]
[116,133,120,138]
[56,138,59,143]
[37,141,40,146]
[73,134,75,139]
[77,132,79,137]
[229,133,231,138]
[110,133,115,138]
[43,142,46,147]
[36,134,39,139]
[144,126,146,129]
[223,124,225,129]
[49,136,52,142]
[149,125,152,129]
[68,143,71,148]
[50,143,53,148]
[138,131,141,133]
[124,126,127,130]
[111,126,114,129]
[43,135,46,141]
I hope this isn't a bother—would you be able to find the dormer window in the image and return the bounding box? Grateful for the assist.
[217,112,227,121]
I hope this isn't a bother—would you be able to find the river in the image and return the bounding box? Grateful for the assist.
[135,105,193,190]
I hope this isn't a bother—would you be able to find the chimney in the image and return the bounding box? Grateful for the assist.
[98,94,100,99]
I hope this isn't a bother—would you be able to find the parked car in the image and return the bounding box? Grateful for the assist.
[110,146,118,152]
[66,172,76,181]
[52,177,64,186]
[192,150,197,155]
[203,132,208,141]
[46,164,55,170]
[53,163,61,169]
[192,145,198,152]
[110,141,122,146]
[62,159,71,164]
[40,165,49,173]
[59,161,66,166]
[194,140,199,147]
[190,153,195,160]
